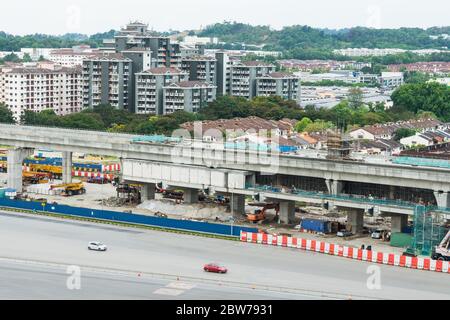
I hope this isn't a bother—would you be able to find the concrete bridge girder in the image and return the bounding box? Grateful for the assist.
[2,125,450,207]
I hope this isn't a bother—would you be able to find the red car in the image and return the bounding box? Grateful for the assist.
[203,263,228,274]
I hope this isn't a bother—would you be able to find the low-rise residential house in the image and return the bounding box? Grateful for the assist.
[180,116,295,142]
[307,132,329,150]
[353,139,403,156]
[291,133,320,150]
[349,119,443,141]
[400,130,450,147]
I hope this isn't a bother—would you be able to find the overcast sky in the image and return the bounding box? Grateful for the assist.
[1,0,449,35]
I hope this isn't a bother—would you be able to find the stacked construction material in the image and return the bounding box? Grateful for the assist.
[26,183,61,196]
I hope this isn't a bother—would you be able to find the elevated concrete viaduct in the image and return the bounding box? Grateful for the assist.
[0,124,449,227]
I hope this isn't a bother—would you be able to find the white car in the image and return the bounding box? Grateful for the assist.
[88,242,107,251]
[371,229,389,240]
[337,231,353,238]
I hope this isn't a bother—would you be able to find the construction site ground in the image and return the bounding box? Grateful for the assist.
[0,173,407,256]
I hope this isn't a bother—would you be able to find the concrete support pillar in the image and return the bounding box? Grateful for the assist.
[7,148,33,193]
[347,209,365,234]
[140,183,156,203]
[434,191,450,209]
[230,194,246,217]
[62,151,73,184]
[326,179,344,195]
[391,214,408,233]
[279,201,296,225]
[389,185,396,200]
[183,188,198,204]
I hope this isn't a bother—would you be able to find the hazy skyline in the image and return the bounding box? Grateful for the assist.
[1,0,449,35]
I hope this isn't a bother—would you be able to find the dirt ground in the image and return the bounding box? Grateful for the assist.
[0,173,406,255]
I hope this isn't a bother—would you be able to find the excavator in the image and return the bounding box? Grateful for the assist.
[50,182,86,196]
[246,203,280,223]
[432,230,450,261]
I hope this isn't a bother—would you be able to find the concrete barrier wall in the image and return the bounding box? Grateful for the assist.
[0,198,258,237]
[241,232,450,274]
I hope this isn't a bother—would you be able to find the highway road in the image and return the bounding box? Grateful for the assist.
[0,210,449,300]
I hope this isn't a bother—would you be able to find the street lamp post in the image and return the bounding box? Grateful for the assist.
[231,217,235,237]
[231,192,234,236]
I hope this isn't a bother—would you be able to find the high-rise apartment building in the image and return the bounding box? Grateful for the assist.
[163,81,217,114]
[229,61,276,99]
[180,44,206,58]
[181,56,217,85]
[135,67,188,115]
[89,22,183,112]
[256,72,301,102]
[82,53,132,110]
[48,46,100,67]
[0,61,82,121]
[109,22,181,69]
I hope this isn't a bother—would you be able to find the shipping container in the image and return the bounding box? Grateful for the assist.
[390,233,413,248]
[300,218,330,233]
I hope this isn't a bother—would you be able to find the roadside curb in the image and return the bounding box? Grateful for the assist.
[0,206,239,242]
[241,232,450,274]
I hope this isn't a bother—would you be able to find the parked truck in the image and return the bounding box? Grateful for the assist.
[50,183,86,196]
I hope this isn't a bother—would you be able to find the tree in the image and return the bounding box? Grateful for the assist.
[294,117,313,132]
[394,128,416,141]
[347,88,364,109]
[60,112,105,130]
[304,120,334,133]
[391,82,450,121]
[416,111,438,120]
[90,104,137,128]
[21,109,60,126]
[22,53,32,62]
[2,53,21,63]
[330,101,354,129]
[199,95,251,120]
[403,71,431,84]
[0,104,15,123]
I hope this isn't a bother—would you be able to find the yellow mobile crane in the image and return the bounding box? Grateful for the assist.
[23,171,52,185]
[50,182,86,196]
[29,164,63,179]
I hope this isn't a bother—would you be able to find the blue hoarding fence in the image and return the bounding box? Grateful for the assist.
[0,198,257,238]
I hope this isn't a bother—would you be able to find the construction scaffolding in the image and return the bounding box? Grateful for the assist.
[326,129,352,160]
[410,205,448,256]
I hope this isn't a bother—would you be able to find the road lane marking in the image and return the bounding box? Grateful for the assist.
[153,288,185,296]
[166,282,197,290]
